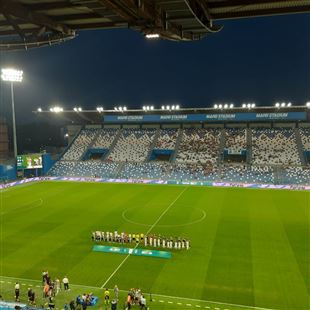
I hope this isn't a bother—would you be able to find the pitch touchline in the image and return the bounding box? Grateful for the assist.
[0,275,275,310]
[100,186,188,289]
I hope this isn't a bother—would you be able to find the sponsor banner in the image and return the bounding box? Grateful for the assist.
[104,112,307,123]
[92,245,172,259]
[1,177,309,191]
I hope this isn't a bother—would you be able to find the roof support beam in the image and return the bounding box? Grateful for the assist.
[0,0,74,35]
[183,0,223,33]
[212,5,310,20]
[2,12,26,40]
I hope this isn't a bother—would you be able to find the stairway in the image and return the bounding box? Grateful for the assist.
[114,162,125,178]
[104,129,122,160]
[146,129,161,161]
[80,129,100,160]
[217,128,226,164]
[246,128,253,165]
[294,128,306,165]
[171,128,183,162]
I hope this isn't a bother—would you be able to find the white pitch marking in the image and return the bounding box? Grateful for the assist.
[195,306,201,308]
[168,301,173,304]
[159,300,164,303]
[100,187,188,288]
[186,304,192,307]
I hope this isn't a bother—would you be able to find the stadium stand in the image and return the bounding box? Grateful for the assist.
[176,129,220,164]
[300,128,310,150]
[154,129,179,149]
[49,161,119,178]
[252,128,301,165]
[107,129,156,162]
[225,129,247,153]
[48,127,310,185]
[92,128,119,148]
[62,129,97,160]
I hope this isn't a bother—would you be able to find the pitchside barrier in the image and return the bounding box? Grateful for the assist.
[1,176,310,191]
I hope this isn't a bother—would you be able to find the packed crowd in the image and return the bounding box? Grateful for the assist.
[92,231,191,250]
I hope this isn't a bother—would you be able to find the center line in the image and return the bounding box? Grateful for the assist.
[100,186,188,289]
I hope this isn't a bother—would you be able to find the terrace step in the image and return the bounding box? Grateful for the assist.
[218,128,226,165]
[294,128,307,165]
[171,128,183,162]
[146,129,161,162]
[104,129,122,161]
[246,128,252,165]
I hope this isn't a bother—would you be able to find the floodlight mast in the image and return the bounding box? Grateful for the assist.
[1,68,23,159]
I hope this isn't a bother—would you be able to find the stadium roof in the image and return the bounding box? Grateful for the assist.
[1,0,310,50]
[34,105,310,125]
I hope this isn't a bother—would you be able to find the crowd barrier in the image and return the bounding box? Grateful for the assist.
[1,176,309,191]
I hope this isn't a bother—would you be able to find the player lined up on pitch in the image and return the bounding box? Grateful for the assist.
[91,230,191,250]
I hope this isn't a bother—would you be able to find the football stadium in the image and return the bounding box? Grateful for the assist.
[0,1,310,310]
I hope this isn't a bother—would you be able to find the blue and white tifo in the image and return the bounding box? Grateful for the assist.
[93,245,172,259]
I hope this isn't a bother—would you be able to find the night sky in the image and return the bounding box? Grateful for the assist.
[0,13,310,124]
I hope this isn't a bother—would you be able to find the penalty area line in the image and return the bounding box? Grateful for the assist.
[99,186,188,289]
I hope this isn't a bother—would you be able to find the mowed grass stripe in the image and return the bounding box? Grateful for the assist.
[203,189,254,306]
[274,191,310,295]
[251,191,309,309]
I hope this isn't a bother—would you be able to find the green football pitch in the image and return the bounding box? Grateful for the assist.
[0,181,309,310]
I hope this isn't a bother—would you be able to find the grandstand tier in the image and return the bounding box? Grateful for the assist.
[48,127,310,185]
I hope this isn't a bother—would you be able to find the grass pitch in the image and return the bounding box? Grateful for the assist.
[0,181,309,310]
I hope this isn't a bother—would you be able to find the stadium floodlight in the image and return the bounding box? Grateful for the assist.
[145,33,160,39]
[247,103,251,109]
[242,103,246,108]
[166,105,170,110]
[37,108,42,112]
[219,104,223,109]
[1,68,23,159]
[214,104,218,109]
[275,102,280,108]
[306,102,310,108]
[176,105,180,110]
[73,107,78,112]
[65,133,69,138]
[224,104,228,109]
[151,106,154,110]
[281,102,286,107]
[287,102,292,107]
[50,106,63,113]
[251,103,256,108]
[172,105,175,110]
[96,107,104,112]
[78,107,82,112]
[1,68,23,82]
[123,106,127,111]
[230,103,234,109]
[161,105,165,110]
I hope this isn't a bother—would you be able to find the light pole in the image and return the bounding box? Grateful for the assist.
[1,68,23,159]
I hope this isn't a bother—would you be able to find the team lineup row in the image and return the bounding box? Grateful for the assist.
[91,231,191,250]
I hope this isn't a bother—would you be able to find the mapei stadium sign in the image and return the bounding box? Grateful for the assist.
[104,112,307,123]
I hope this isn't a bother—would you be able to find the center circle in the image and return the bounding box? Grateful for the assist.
[122,207,206,227]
